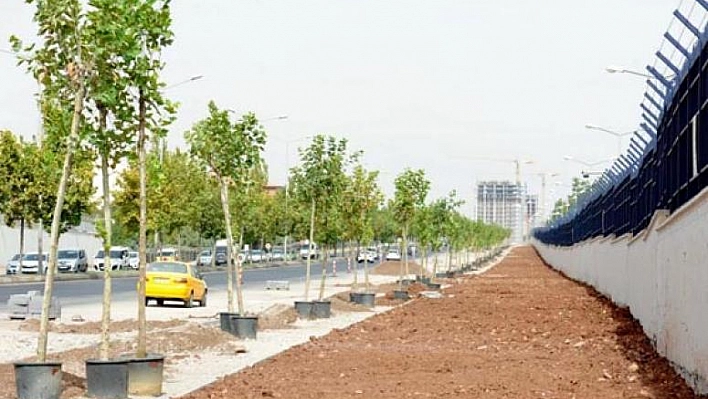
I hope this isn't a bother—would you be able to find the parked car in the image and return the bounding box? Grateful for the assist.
[197,250,212,267]
[385,250,402,261]
[5,254,21,275]
[156,247,178,262]
[357,248,377,263]
[57,248,88,273]
[248,249,264,263]
[93,246,130,271]
[270,248,285,261]
[128,251,139,270]
[20,252,48,274]
[299,243,319,260]
[144,261,207,308]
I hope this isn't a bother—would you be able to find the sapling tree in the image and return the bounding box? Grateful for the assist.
[391,169,430,287]
[186,101,266,315]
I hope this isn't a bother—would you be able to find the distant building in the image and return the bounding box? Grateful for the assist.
[476,181,527,243]
[525,194,539,231]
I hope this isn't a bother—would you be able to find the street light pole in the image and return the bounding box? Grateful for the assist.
[584,124,636,158]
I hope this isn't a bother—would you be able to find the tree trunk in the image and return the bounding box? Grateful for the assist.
[432,250,438,283]
[235,226,245,315]
[403,224,409,276]
[137,93,148,359]
[350,240,357,290]
[99,112,113,359]
[37,220,43,275]
[37,84,85,362]
[421,246,427,279]
[218,178,235,313]
[317,243,328,301]
[363,241,370,291]
[19,218,24,271]
[304,198,315,301]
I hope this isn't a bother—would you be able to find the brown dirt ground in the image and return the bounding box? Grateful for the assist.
[18,318,186,334]
[258,304,299,330]
[179,246,701,399]
[370,260,424,276]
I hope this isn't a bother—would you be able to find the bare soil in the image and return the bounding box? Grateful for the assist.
[179,246,701,399]
[258,304,299,330]
[370,260,424,276]
[18,318,186,334]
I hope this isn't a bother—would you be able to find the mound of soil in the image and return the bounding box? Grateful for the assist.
[370,260,424,276]
[258,304,298,330]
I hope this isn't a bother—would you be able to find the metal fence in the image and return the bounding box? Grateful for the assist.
[536,3,708,246]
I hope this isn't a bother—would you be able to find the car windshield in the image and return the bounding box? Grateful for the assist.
[110,250,124,258]
[23,253,45,261]
[148,262,187,274]
[11,254,20,261]
[159,250,176,257]
[58,250,79,259]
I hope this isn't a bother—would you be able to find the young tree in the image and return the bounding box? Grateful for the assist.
[290,135,354,301]
[13,0,94,361]
[342,163,382,290]
[391,169,430,283]
[185,101,266,316]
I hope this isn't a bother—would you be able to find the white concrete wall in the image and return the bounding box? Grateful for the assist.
[533,188,708,394]
[0,218,103,267]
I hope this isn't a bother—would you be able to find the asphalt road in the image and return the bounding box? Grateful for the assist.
[0,259,374,311]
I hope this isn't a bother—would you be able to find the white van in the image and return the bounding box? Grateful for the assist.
[93,246,130,271]
[299,243,319,260]
[213,239,243,266]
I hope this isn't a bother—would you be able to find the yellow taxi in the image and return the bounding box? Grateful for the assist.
[144,261,207,308]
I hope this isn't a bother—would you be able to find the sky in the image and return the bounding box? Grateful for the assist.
[0,0,687,218]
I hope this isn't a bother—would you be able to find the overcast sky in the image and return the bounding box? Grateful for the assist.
[0,1,684,217]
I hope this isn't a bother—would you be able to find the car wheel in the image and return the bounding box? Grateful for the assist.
[200,292,207,307]
[156,299,164,307]
[184,292,194,308]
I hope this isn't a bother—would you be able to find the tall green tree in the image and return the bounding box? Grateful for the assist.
[342,163,382,290]
[391,169,430,281]
[290,135,355,301]
[185,101,266,315]
[12,0,95,362]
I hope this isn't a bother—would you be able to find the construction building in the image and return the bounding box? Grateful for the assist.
[476,181,527,243]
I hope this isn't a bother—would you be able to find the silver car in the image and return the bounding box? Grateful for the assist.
[57,248,88,273]
[5,254,21,275]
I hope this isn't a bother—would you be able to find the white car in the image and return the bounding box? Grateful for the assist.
[5,254,21,275]
[128,251,139,270]
[20,252,48,274]
[197,250,212,267]
[385,250,402,261]
[248,249,265,263]
[357,250,377,263]
[93,246,130,271]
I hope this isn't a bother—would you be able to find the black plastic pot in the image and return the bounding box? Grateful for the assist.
[312,300,332,318]
[427,283,442,290]
[354,292,376,307]
[445,271,456,278]
[435,272,448,278]
[85,359,129,399]
[393,290,410,300]
[121,353,164,396]
[294,301,314,319]
[13,362,62,399]
[230,316,258,339]
[219,312,239,334]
